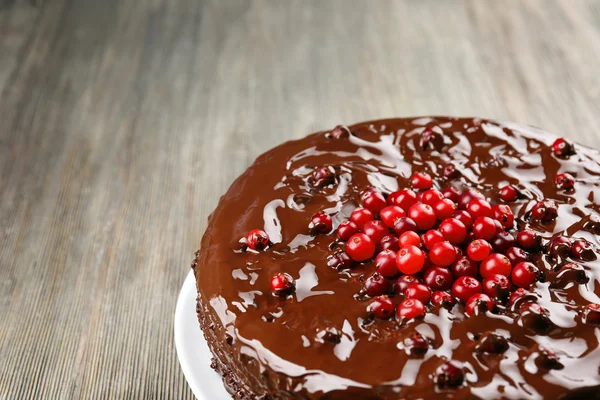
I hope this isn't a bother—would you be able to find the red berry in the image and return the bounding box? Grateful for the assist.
[517,229,540,249]
[363,220,388,244]
[434,199,457,220]
[458,189,485,210]
[451,256,478,278]
[394,275,423,294]
[380,235,400,252]
[327,251,355,270]
[554,173,575,191]
[439,218,467,244]
[330,125,350,139]
[499,185,518,202]
[549,236,572,258]
[573,239,597,261]
[350,207,374,229]
[308,211,333,235]
[271,273,295,296]
[422,189,444,206]
[442,187,460,202]
[424,267,453,290]
[432,291,456,308]
[393,217,417,235]
[452,276,483,303]
[337,220,359,241]
[380,205,406,228]
[551,138,573,157]
[466,293,494,316]
[375,250,400,278]
[405,283,432,304]
[246,229,270,251]
[509,288,531,308]
[490,231,517,253]
[361,189,387,213]
[388,189,418,211]
[429,242,457,267]
[396,299,426,320]
[583,304,600,325]
[312,166,336,187]
[467,239,492,261]
[467,198,493,220]
[403,333,430,357]
[346,233,376,261]
[482,274,511,299]
[367,295,395,319]
[511,262,539,287]
[411,172,433,190]
[396,245,426,274]
[506,247,530,265]
[400,231,421,248]
[364,273,391,296]
[531,199,558,223]
[423,229,445,250]
[480,253,512,278]
[443,164,459,180]
[472,217,497,240]
[435,361,464,388]
[408,203,437,230]
[492,204,514,229]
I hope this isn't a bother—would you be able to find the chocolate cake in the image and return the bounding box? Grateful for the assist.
[192,117,600,399]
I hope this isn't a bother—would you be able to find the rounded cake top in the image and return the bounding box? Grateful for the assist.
[196,117,600,399]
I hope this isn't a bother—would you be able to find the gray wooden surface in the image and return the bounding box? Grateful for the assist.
[2,0,600,398]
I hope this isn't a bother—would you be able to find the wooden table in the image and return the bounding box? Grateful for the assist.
[2,0,600,398]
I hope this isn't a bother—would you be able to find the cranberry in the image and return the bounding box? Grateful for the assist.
[364,273,391,296]
[422,189,444,206]
[380,234,400,252]
[394,275,423,294]
[453,210,473,228]
[443,165,459,180]
[432,291,456,308]
[517,229,540,249]
[396,245,426,274]
[308,211,333,235]
[367,295,395,319]
[388,188,418,211]
[399,231,421,247]
[420,127,445,150]
[393,217,418,235]
[476,333,509,354]
[442,187,460,202]
[551,138,573,157]
[467,239,492,261]
[482,274,511,300]
[506,247,530,265]
[467,198,493,220]
[405,283,432,304]
[499,185,518,202]
[337,220,359,241]
[458,189,485,210]
[432,198,456,220]
[330,125,351,139]
[536,347,564,371]
[555,262,589,287]
[549,236,572,258]
[429,242,457,267]
[451,256,478,278]
[480,253,512,278]
[346,233,376,261]
[408,203,436,230]
[435,361,464,388]
[573,239,597,261]
[554,173,575,191]
[452,276,482,302]
[246,229,270,251]
[466,293,494,316]
[492,204,515,229]
[424,267,453,291]
[380,205,406,228]
[439,218,467,244]
[509,288,532,309]
[519,303,552,334]
[361,189,387,213]
[472,217,496,240]
[511,262,539,288]
[327,251,355,270]
[363,220,388,244]
[531,199,558,223]
[375,250,400,278]
[312,166,336,187]
[583,304,600,325]
[350,207,374,229]
[423,229,445,250]
[403,333,430,357]
[411,172,433,190]
[271,273,295,296]
[396,299,426,320]
[491,231,516,253]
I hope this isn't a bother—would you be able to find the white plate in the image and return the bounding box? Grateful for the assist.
[174,270,233,400]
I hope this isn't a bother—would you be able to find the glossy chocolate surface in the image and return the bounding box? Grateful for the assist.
[195,117,600,399]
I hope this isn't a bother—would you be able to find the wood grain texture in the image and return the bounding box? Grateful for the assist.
[1,0,600,398]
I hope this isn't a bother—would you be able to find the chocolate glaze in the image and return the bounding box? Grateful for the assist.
[193,117,600,399]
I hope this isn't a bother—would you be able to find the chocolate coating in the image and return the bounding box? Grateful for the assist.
[193,117,600,399]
